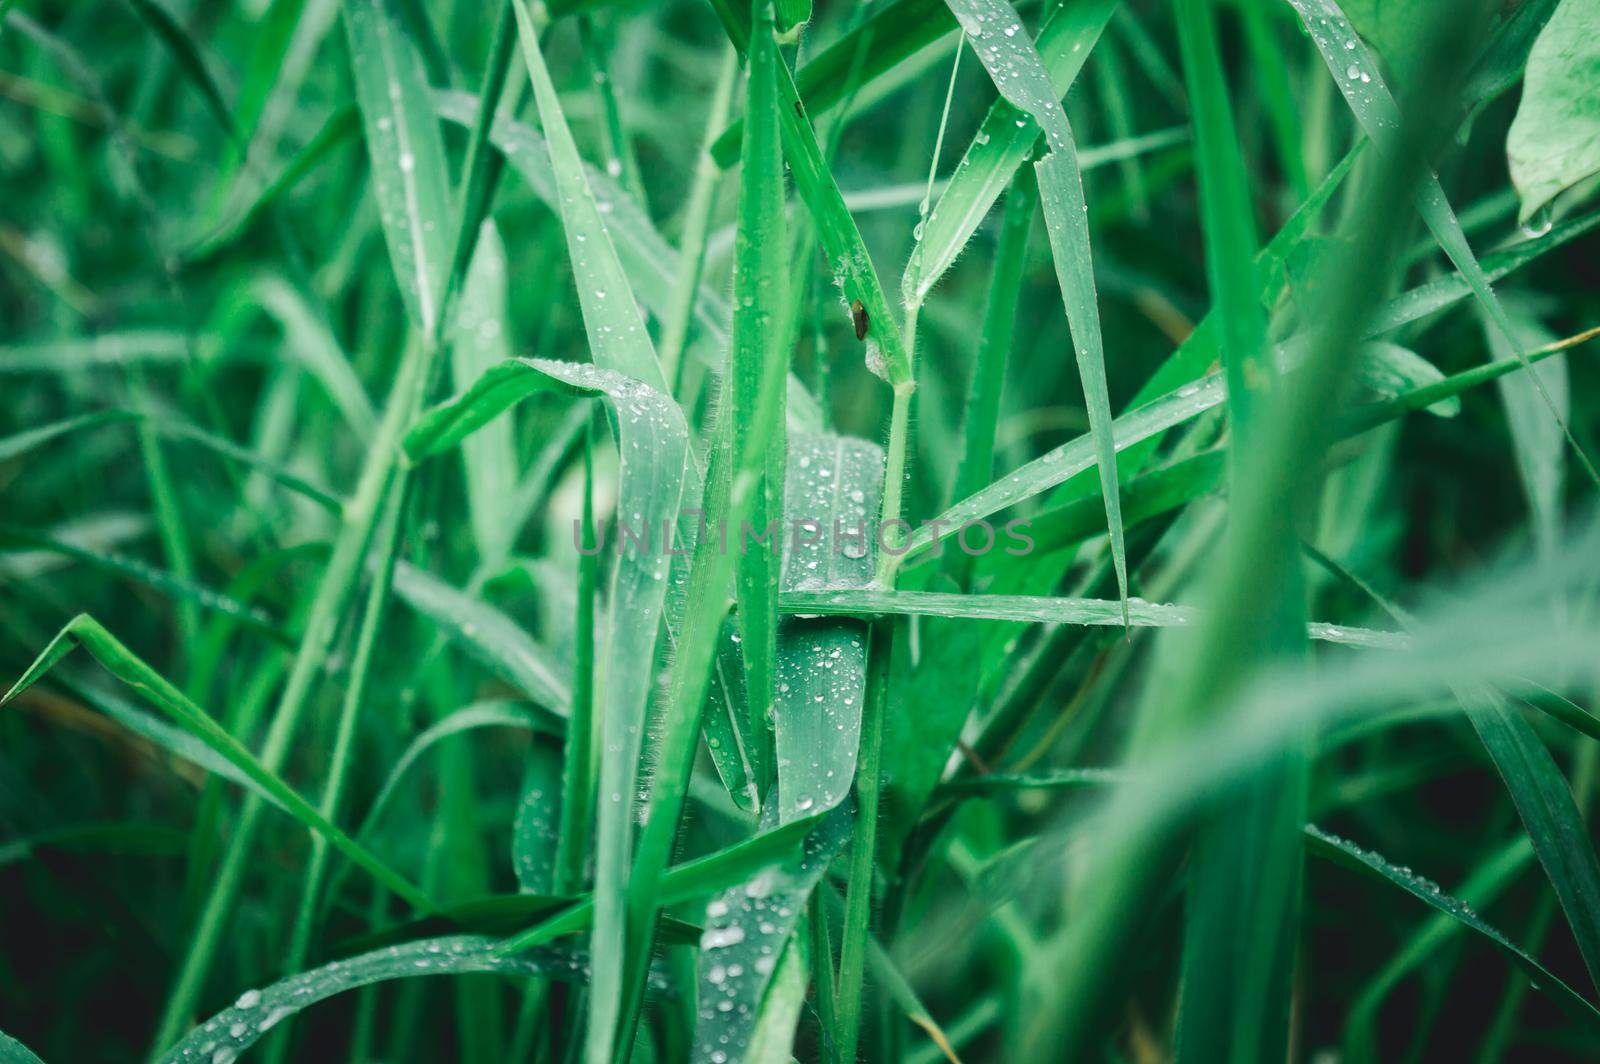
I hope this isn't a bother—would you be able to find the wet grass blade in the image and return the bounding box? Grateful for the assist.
[391,562,572,714]
[774,434,883,822]
[1307,825,1600,1032]
[777,589,1406,649]
[903,0,1116,307]
[344,0,451,334]
[156,937,600,1063]
[510,0,665,391]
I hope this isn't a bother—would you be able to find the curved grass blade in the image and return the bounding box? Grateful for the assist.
[249,275,377,437]
[344,0,450,334]
[155,937,612,1064]
[0,615,433,911]
[1306,825,1600,1033]
[408,351,688,1063]
[450,220,521,563]
[1341,836,1534,1062]
[0,524,289,644]
[359,702,557,843]
[125,0,235,140]
[903,0,1116,306]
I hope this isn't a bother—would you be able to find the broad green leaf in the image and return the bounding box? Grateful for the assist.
[693,805,850,1063]
[1505,0,1600,222]
[903,0,1117,305]
[156,937,611,1063]
[343,0,450,333]
[775,434,883,823]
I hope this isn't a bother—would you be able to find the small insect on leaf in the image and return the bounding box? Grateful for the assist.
[851,298,869,341]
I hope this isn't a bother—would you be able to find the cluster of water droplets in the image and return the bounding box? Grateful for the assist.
[162,937,604,1064]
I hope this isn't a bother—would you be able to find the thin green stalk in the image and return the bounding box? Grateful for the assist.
[835,614,894,1064]
[659,46,739,393]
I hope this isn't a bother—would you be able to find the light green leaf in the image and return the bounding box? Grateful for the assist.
[1506,0,1600,222]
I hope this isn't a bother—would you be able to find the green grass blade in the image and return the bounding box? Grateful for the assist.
[155,937,598,1063]
[610,8,796,1051]
[0,616,433,911]
[777,589,1406,649]
[1172,0,1301,1054]
[344,0,451,334]
[709,0,956,166]
[391,562,572,714]
[450,220,521,563]
[693,805,850,1062]
[510,0,665,391]
[775,434,883,822]
[706,0,911,390]
[0,1030,45,1064]
[1306,825,1600,1033]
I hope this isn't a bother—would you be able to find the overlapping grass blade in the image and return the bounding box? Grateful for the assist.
[1285,0,1598,486]
[610,7,795,1052]
[510,1,664,391]
[774,434,883,823]
[938,0,1126,614]
[778,588,1406,649]
[903,0,1116,307]
[693,805,850,1062]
